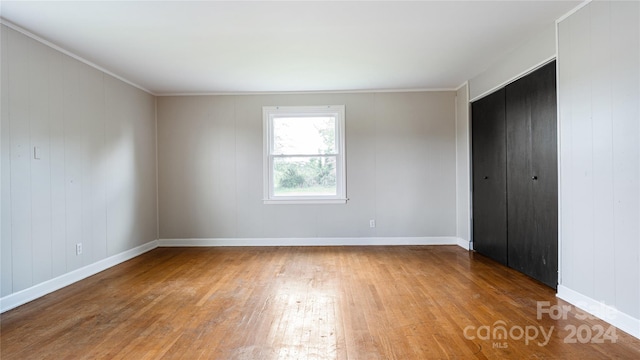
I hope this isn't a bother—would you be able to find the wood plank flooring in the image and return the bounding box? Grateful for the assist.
[1,246,639,359]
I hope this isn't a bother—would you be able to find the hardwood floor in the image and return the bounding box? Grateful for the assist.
[1,246,639,359]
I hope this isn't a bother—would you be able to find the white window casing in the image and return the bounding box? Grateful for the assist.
[263,105,346,204]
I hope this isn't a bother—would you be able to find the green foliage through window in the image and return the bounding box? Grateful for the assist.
[274,157,336,195]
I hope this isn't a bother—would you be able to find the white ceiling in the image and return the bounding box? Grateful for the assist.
[0,1,580,95]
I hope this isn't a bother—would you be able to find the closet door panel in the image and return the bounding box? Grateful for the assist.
[529,62,558,288]
[506,61,558,288]
[472,89,508,265]
[506,74,535,276]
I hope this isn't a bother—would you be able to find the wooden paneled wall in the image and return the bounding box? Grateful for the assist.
[557,1,640,320]
[0,25,158,298]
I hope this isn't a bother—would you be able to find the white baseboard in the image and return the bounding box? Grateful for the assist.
[557,285,640,340]
[0,240,158,313]
[456,237,471,250]
[158,236,468,248]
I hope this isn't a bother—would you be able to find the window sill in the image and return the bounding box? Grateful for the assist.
[263,198,348,205]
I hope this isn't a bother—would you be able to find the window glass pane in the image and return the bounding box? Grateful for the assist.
[273,116,336,155]
[273,156,337,196]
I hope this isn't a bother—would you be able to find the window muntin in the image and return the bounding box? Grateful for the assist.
[263,106,346,204]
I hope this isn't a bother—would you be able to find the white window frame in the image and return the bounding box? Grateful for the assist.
[263,105,346,205]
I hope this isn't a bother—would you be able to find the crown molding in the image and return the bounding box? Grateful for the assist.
[0,18,156,96]
[556,0,592,24]
[157,87,458,97]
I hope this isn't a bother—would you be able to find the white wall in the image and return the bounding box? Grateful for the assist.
[469,23,556,101]
[556,0,639,335]
[0,25,158,299]
[157,92,457,241]
[455,84,471,245]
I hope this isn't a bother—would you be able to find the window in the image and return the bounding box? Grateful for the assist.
[263,105,346,204]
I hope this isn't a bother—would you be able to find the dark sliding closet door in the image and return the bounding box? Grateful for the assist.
[506,62,558,288]
[471,61,558,288]
[472,89,508,265]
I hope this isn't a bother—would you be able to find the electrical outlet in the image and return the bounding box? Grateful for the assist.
[76,243,82,255]
[369,219,376,228]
